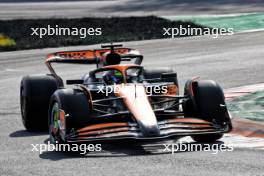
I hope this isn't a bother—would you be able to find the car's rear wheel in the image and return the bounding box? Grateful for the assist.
[183,80,229,143]
[49,89,92,144]
[20,75,58,131]
[143,67,179,110]
[143,67,174,80]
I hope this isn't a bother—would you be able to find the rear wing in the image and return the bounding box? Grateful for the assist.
[46,47,141,64]
[45,46,143,86]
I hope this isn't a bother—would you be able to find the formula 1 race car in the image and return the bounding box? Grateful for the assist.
[20,44,232,143]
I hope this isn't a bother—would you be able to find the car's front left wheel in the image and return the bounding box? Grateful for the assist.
[48,89,92,144]
[183,80,231,143]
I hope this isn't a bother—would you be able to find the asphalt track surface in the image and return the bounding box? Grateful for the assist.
[0,31,264,176]
[0,0,264,20]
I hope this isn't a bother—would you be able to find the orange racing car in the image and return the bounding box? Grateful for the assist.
[20,44,232,143]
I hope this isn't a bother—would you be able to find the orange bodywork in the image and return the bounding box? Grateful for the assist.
[44,48,141,86]
[164,84,177,95]
[46,48,139,61]
[115,84,158,130]
[44,47,231,142]
[77,122,129,133]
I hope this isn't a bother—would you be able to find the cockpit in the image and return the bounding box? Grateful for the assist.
[91,65,143,85]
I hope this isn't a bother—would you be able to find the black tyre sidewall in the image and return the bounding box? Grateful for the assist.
[143,67,174,79]
[184,80,228,143]
[20,75,57,131]
[144,67,179,110]
[49,89,91,138]
[194,80,227,125]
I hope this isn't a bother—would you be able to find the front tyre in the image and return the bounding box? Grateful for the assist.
[48,89,91,144]
[184,80,230,143]
[49,102,63,143]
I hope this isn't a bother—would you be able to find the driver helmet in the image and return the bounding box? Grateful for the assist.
[103,70,123,84]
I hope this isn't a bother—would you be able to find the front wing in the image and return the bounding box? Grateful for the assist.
[65,117,232,143]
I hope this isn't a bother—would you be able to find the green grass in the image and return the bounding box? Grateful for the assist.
[227,91,264,122]
[164,13,264,32]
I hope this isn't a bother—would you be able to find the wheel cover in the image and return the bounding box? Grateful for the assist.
[49,102,60,143]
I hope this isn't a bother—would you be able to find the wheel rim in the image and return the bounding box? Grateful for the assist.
[49,102,60,143]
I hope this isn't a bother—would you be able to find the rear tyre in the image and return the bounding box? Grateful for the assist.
[143,67,179,87]
[143,67,174,79]
[143,67,179,110]
[20,75,58,131]
[183,79,198,117]
[49,89,91,143]
[183,80,228,143]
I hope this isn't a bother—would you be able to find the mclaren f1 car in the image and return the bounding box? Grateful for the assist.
[20,44,232,143]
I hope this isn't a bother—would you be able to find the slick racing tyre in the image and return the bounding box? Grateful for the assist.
[20,74,58,131]
[48,89,91,143]
[143,67,178,88]
[183,80,229,143]
[143,67,174,79]
[143,67,179,110]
